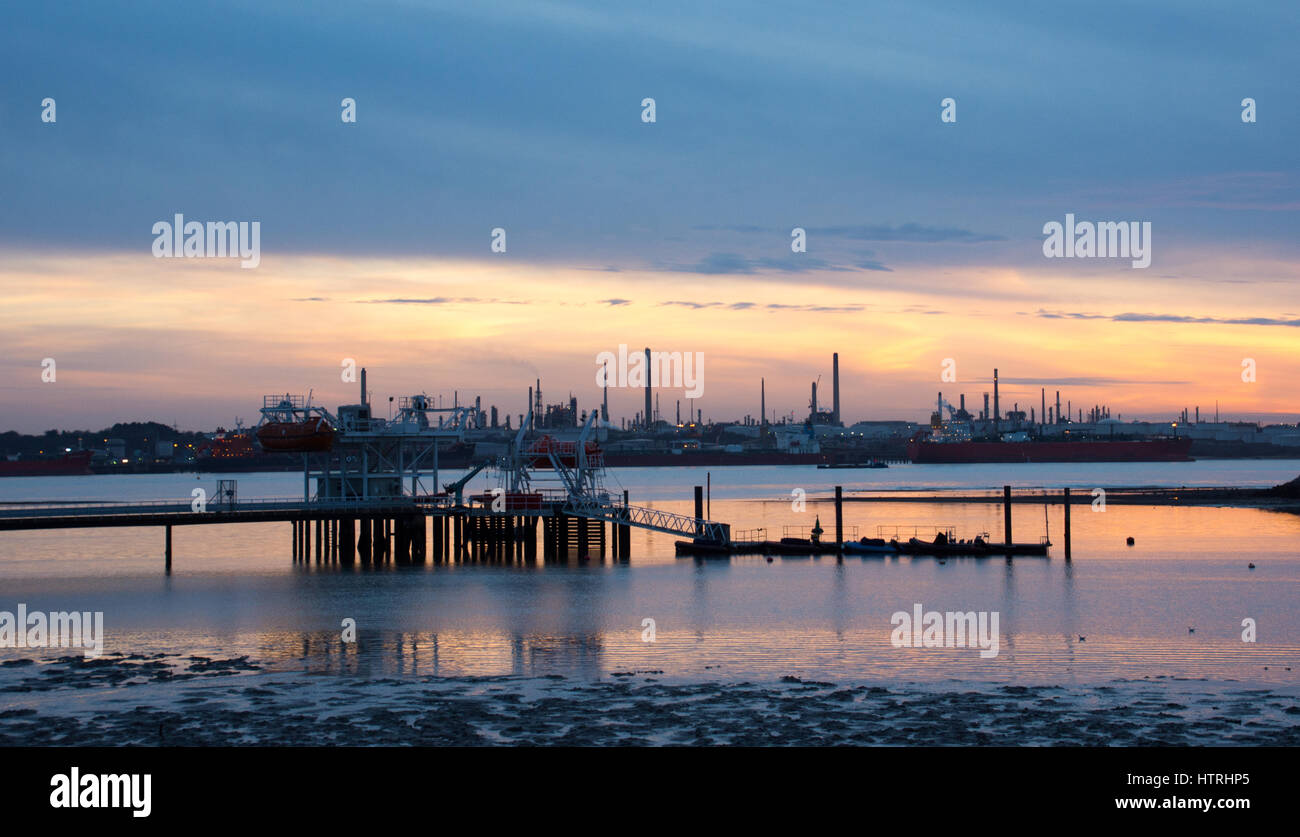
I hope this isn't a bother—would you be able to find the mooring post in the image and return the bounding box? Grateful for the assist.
[621,490,631,558]
[165,525,172,572]
[1003,485,1013,546]
[694,485,704,538]
[1063,487,1072,560]
[834,486,844,554]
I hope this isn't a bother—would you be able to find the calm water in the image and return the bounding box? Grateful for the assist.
[1,461,1298,688]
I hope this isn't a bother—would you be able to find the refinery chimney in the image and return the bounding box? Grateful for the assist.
[993,368,1000,428]
[760,378,766,432]
[832,353,841,425]
[644,347,653,429]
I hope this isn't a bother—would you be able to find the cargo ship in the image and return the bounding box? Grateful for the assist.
[0,450,94,477]
[907,432,1193,463]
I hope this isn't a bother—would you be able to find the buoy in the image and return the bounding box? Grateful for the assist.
[1248,563,1256,569]
[1078,635,1086,642]
[765,556,773,563]
[1126,536,1135,546]
[1188,627,1195,634]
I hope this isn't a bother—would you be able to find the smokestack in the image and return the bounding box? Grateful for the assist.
[360,367,367,406]
[960,394,966,414]
[602,361,609,424]
[644,347,652,430]
[832,353,841,425]
[993,368,1000,428]
[1055,391,1061,425]
[983,393,989,420]
[761,378,766,431]
[1041,388,1046,430]
[811,380,818,420]
[676,400,680,425]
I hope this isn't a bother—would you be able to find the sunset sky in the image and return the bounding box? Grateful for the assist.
[2,0,1297,433]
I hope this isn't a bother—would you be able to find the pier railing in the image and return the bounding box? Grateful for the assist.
[0,495,424,521]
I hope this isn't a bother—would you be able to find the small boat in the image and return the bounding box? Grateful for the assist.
[674,540,731,557]
[818,460,888,469]
[843,538,898,554]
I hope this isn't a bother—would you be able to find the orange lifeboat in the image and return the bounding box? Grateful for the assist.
[256,417,334,452]
[525,435,602,469]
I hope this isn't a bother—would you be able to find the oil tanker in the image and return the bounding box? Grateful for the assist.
[907,434,1192,464]
[0,450,94,477]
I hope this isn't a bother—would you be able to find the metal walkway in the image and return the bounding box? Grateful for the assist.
[563,495,729,542]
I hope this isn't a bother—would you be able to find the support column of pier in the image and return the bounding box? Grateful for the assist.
[414,514,427,564]
[315,519,323,564]
[1063,487,1072,560]
[358,517,372,565]
[373,518,387,564]
[395,517,409,566]
[165,525,172,573]
[340,518,356,565]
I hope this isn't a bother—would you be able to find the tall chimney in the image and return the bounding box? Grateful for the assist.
[602,361,609,424]
[360,367,367,406]
[1041,388,1046,429]
[811,380,818,420]
[761,378,766,432]
[993,368,1000,428]
[644,347,652,430]
[1056,391,1061,425]
[832,352,841,425]
[983,393,989,420]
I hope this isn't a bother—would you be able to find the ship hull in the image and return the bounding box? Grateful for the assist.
[907,437,1193,464]
[0,451,94,477]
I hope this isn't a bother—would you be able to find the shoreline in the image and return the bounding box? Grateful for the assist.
[2,653,1297,746]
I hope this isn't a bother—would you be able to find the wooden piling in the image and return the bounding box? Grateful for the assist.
[834,485,843,554]
[1063,487,1072,560]
[165,525,172,572]
[1003,485,1013,546]
[340,518,356,565]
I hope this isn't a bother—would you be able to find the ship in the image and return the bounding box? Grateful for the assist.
[907,432,1193,463]
[0,450,94,477]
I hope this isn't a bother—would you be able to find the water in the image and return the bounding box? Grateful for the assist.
[1,461,1297,688]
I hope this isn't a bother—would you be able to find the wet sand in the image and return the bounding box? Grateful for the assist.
[2,654,1297,746]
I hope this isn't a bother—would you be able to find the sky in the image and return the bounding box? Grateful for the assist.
[1,0,1298,433]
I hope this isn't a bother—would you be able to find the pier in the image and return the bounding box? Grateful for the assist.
[0,374,1077,569]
